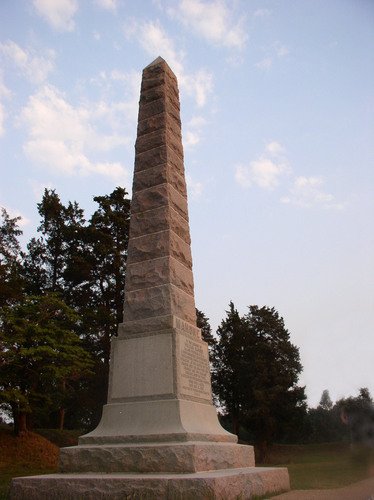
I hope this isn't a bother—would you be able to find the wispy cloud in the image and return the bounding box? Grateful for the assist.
[255,41,289,71]
[95,0,117,12]
[184,115,207,147]
[0,74,11,136]
[125,20,213,107]
[167,0,248,49]
[33,0,78,32]
[235,141,290,190]
[281,176,344,210]
[186,174,203,199]
[19,84,130,181]
[253,8,272,18]
[0,40,55,85]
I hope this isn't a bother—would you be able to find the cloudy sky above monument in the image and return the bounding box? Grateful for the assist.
[1,0,373,407]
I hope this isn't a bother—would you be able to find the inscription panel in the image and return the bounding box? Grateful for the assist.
[178,335,212,401]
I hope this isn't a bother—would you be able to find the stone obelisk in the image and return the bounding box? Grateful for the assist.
[11,58,289,499]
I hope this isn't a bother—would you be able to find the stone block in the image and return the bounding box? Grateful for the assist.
[138,97,180,122]
[11,467,290,499]
[127,230,192,270]
[122,283,196,324]
[78,399,236,444]
[129,206,190,243]
[126,256,194,296]
[59,442,255,473]
[135,128,182,157]
[133,163,187,197]
[109,334,174,400]
[130,184,188,221]
[118,314,201,338]
[137,111,181,138]
[135,145,184,177]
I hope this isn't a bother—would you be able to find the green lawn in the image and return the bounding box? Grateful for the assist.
[264,442,373,490]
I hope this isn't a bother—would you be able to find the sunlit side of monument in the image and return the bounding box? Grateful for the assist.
[11,57,290,499]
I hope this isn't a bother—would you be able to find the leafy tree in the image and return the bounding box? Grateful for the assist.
[319,389,333,410]
[0,294,93,434]
[0,208,24,307]
[196,308,216,348]
[212,303,306,459]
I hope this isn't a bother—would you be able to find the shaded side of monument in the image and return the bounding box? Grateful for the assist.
[11,57,290,499]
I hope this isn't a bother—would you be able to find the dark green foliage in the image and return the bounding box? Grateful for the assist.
[0,294,93,434]
[0,208,24,307]
[196,308,215,346]
[212,302,306,458]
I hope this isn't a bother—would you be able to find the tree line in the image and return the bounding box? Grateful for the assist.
[1,188,372,456]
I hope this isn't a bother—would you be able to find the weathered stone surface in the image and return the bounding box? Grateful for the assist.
[126,257,194,296]
[127,231,192,269]
[11,467,290,500]
[135,128,182,156]
[109,334,174,400]
[123,284,196,323]
[79,399,237,444]
[118,314,201,338]
[137,111,181,138]
[129,206,190,243]
[135,144,184,175]
[60,442,255,473]
[133,163,187,197]
[138,97,180,122]
[131,184,188,221]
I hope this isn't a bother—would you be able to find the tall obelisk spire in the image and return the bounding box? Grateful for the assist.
[121,56,197,336]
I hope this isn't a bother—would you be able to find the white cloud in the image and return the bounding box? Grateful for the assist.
[255,41,289,71]
[186,174,203,199]
[0,103,6,136]
[266,141,285,156]
[33,0,78,32]
[235,141,289,190]
[256,57,272,71]
[20,85,130,181]
[0,40,55,84]
[168,0,247,49]
[95,0,117,11]
[184,115,207,147]
[29,179,54,200]
[126,20,213,107]
[253,8,271,17]
[281,176,344,210]
[0,74,11,136]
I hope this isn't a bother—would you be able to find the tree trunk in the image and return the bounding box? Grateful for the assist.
[17,412,28,436]
[232,413,240,437]
[58,407,65,430]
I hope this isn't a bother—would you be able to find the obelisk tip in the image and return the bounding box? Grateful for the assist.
[145,56,166,68]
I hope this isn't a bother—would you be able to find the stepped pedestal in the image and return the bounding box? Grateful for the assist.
[11,57,289,499]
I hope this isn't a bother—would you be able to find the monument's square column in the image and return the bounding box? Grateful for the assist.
[10,57,290,499]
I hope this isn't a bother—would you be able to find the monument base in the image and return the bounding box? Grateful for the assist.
[11,467,290,499]
[60,441,255,473]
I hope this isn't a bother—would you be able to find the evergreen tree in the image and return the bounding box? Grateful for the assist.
[319,389,333,410]
[212,303,306,459]
[0,208,24,307]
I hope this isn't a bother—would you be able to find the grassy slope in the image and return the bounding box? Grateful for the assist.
[1,431,373,498]
[0,429,60,499]
[264,442,374,490]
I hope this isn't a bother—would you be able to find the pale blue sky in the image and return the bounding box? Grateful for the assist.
[1,0,373,407]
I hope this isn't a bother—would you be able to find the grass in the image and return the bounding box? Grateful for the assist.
[1,431,373,498]
[0,429,61,499]
[263,442,374,490]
